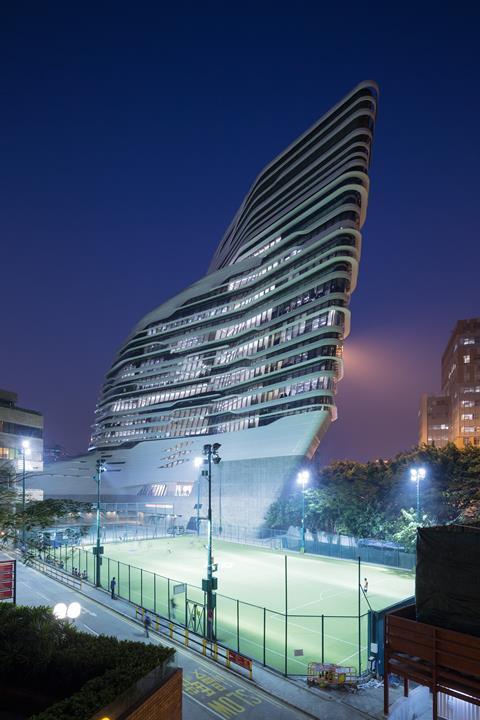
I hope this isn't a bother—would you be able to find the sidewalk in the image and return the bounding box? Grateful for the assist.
[21,555,400,720]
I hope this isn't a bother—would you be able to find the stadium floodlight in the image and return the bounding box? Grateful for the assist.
[410,467,426,524]
[297,470,310,553]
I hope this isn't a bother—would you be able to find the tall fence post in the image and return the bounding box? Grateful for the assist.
[284,554,288,676]
[358,556,362,676]
[321,614,325,663]
[236,600,240,652]
[128,564,131,602]
[154,572,157,613]
[168,578,171,620]
[140,568,143,607]
[263,607,266,666]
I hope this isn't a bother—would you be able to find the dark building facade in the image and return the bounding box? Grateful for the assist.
[419,318,480,448]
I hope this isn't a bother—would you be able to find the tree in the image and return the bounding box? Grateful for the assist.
[0,461,91,545]
[393,508,433,552]
[264,444,480,540]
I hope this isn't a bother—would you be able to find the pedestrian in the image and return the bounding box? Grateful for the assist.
[144,612,152,638]
[363,577,368,594]
[110,576,116,599]
[170,597,176,619]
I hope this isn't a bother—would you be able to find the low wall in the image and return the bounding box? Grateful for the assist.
[91,666,182,720]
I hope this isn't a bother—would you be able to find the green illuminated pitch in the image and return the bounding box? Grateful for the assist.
[78,536,414,674]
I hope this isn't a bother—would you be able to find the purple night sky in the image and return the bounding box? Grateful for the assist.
[2,3,479,464]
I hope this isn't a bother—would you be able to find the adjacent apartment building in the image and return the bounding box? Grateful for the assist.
[0,389,44,471]
[419,318,480,448]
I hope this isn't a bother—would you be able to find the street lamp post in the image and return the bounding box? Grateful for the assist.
[200,443,221,640]
[410,467,426,524]
[21,440,31,545]
[297,470,310,553]
[94,459,106,587]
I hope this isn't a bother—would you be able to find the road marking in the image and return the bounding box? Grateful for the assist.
[35,591,50,601]
[184,692,225,718]
[82,606,97,617]
[82,623,99,636]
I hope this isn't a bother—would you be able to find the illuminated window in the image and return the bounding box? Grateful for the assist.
[175,484,193,497]
[463,338,475,345]
[462,400,475,407]
[461,414,474,421]
[464,355,471,364]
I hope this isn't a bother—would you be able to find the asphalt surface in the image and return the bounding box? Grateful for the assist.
[11,557,311,720]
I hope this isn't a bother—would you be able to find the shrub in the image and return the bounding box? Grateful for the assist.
[0,604,174,720]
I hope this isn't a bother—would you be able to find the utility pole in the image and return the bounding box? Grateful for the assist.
[94,459,106,587]
[200,443,221,640]
[21,440,30,546]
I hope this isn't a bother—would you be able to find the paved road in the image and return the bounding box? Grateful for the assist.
[11,557,310,720]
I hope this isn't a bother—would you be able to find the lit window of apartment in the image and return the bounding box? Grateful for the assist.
[462,400,475,407]
[462,427,475,433]
[463,338,475,345]
[175,484,193,496]
[461,414,474,421]
[464,355,471,364]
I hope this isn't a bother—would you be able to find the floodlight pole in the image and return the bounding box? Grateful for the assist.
[410,467,426,525]
[206,445,214,639]
[94,459,106,587]
[201,443,221,641]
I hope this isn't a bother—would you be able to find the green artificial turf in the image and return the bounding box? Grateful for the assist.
[62,536,414,674]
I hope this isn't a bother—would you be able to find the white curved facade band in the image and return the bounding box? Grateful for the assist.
[34,82,378,529]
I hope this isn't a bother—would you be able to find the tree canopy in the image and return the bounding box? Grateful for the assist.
[0,460,91,545]
[265,444,480,549]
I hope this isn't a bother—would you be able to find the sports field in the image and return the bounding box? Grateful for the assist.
[74,535,414,673]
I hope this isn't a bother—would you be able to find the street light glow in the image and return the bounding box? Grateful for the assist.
[194,456,203,468]
[22,439,30,450]
[53,602,82,620]
[67,601,81,619]
[53,603,68,619]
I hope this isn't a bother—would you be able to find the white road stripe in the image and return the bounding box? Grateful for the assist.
[82,606,97,617]
[82,623,99,636]
[184,692,226,719]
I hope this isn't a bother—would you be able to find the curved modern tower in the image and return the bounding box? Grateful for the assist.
[33,81,378,530]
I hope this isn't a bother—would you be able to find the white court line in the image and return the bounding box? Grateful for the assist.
[35,591,50,601]
[267,613,358,649]
[289,585,352,613]
[337,645,368,665]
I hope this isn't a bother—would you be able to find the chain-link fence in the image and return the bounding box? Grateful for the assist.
[211,523,415,570]
[30,542,370,676]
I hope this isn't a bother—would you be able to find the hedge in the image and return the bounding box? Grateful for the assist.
[0,604,174,720]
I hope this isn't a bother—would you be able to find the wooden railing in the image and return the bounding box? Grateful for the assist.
[384,603,480,719]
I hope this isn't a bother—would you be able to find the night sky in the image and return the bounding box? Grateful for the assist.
[2,3,480,464]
